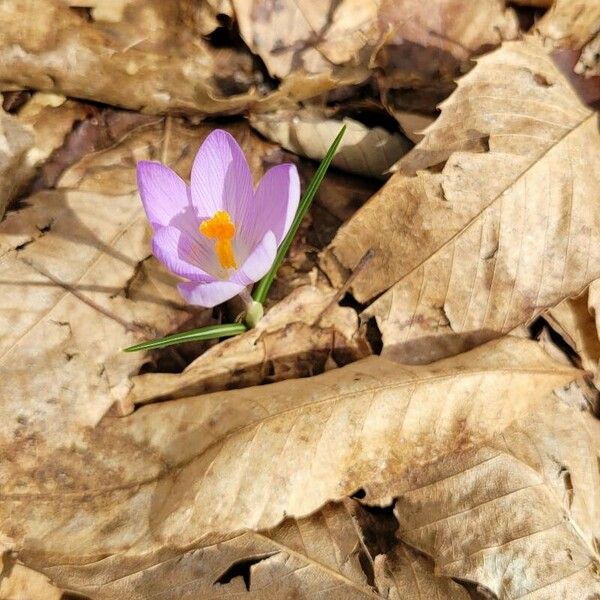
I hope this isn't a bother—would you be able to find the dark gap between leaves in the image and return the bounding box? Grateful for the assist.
[453,578,500,600]
[68,6,94,21]
[530,316,581,367]
[215,552,277,591]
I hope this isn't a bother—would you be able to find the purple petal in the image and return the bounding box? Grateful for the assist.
[178,280,246,308]
[137,161,190,229]
[232,231,277,285]
[152,226,217,282]
[241,163,300,247]
[190,130,254,223]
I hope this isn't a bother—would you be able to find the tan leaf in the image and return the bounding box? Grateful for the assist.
[28,499,467,599]
[232,0,380,80]
[0,561,63,600]
[250,111,412,178]
[392,395,600,597]
[545,286,600,375]
[127,285,370,409]
[1,338,578,594]
[376,0,519,113]
[575,31,600,78]
[373,544,470,600]
[15,93,90,169]
[535,0,600,50]
[323,40,600,364]
[0,0,265,115]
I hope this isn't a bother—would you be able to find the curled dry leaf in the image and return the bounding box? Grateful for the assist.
[535,0,600,50]
[545,281,600,377]
[15,93,91,169]
[0,93,93,218]
[376,0,519,112]
[576,31,600,78]
[1,337,579,596]
[0,0,265,116]
[535,0,600,103]
[232,0,380,80]
[127,285,371,409]
[392,396,600,597]
[250,112,412,178]
[323,39,600,364]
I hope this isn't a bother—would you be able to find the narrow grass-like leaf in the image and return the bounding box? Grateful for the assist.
[252,125,347,305]
[123,322,247,352]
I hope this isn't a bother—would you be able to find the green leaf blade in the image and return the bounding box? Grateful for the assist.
[252,124,347,305]
[123,322,247,352]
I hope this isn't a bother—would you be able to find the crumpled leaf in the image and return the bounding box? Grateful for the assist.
[1,337,579,596]
[545,281,600,377]
[232,0,380,80]
[323,39,600,364]
[392,394,600,597]
[25,499,468,599]
[576,31,600,78]
[126,285,371,409]
[535,0,600,103]
[0,0,266,115]
[250,111,412,178]
[535,0,600,50]
[376,0,519,113]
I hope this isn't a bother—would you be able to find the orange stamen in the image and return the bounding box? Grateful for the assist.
[199,210,237,270]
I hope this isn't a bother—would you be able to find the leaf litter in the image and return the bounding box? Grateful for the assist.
[0,1,600,598]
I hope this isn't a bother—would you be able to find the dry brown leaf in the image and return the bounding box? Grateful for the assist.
[376,0,519,113]
[536,0,600,50]
[15,93,91,168]
[0,93,94,218]
[250,111,412,178]
[0,185,201,431]
[21,499,468,599]
[232,0,380,80]
[323,39,600,364]
[0,109,34,219]
[545,287,600,375]
[576,31,600,78]
[1,337,579,595]
[57,117,281,194]
[127,285,370,409]
[389,110,436,144]
[0,561,63,600]
[0,0,264,115]
[392,395,600,597]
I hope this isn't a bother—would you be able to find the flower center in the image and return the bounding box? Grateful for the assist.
[199,210,237,270]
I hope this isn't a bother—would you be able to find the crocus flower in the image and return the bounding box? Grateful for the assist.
[136,130,300,308]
